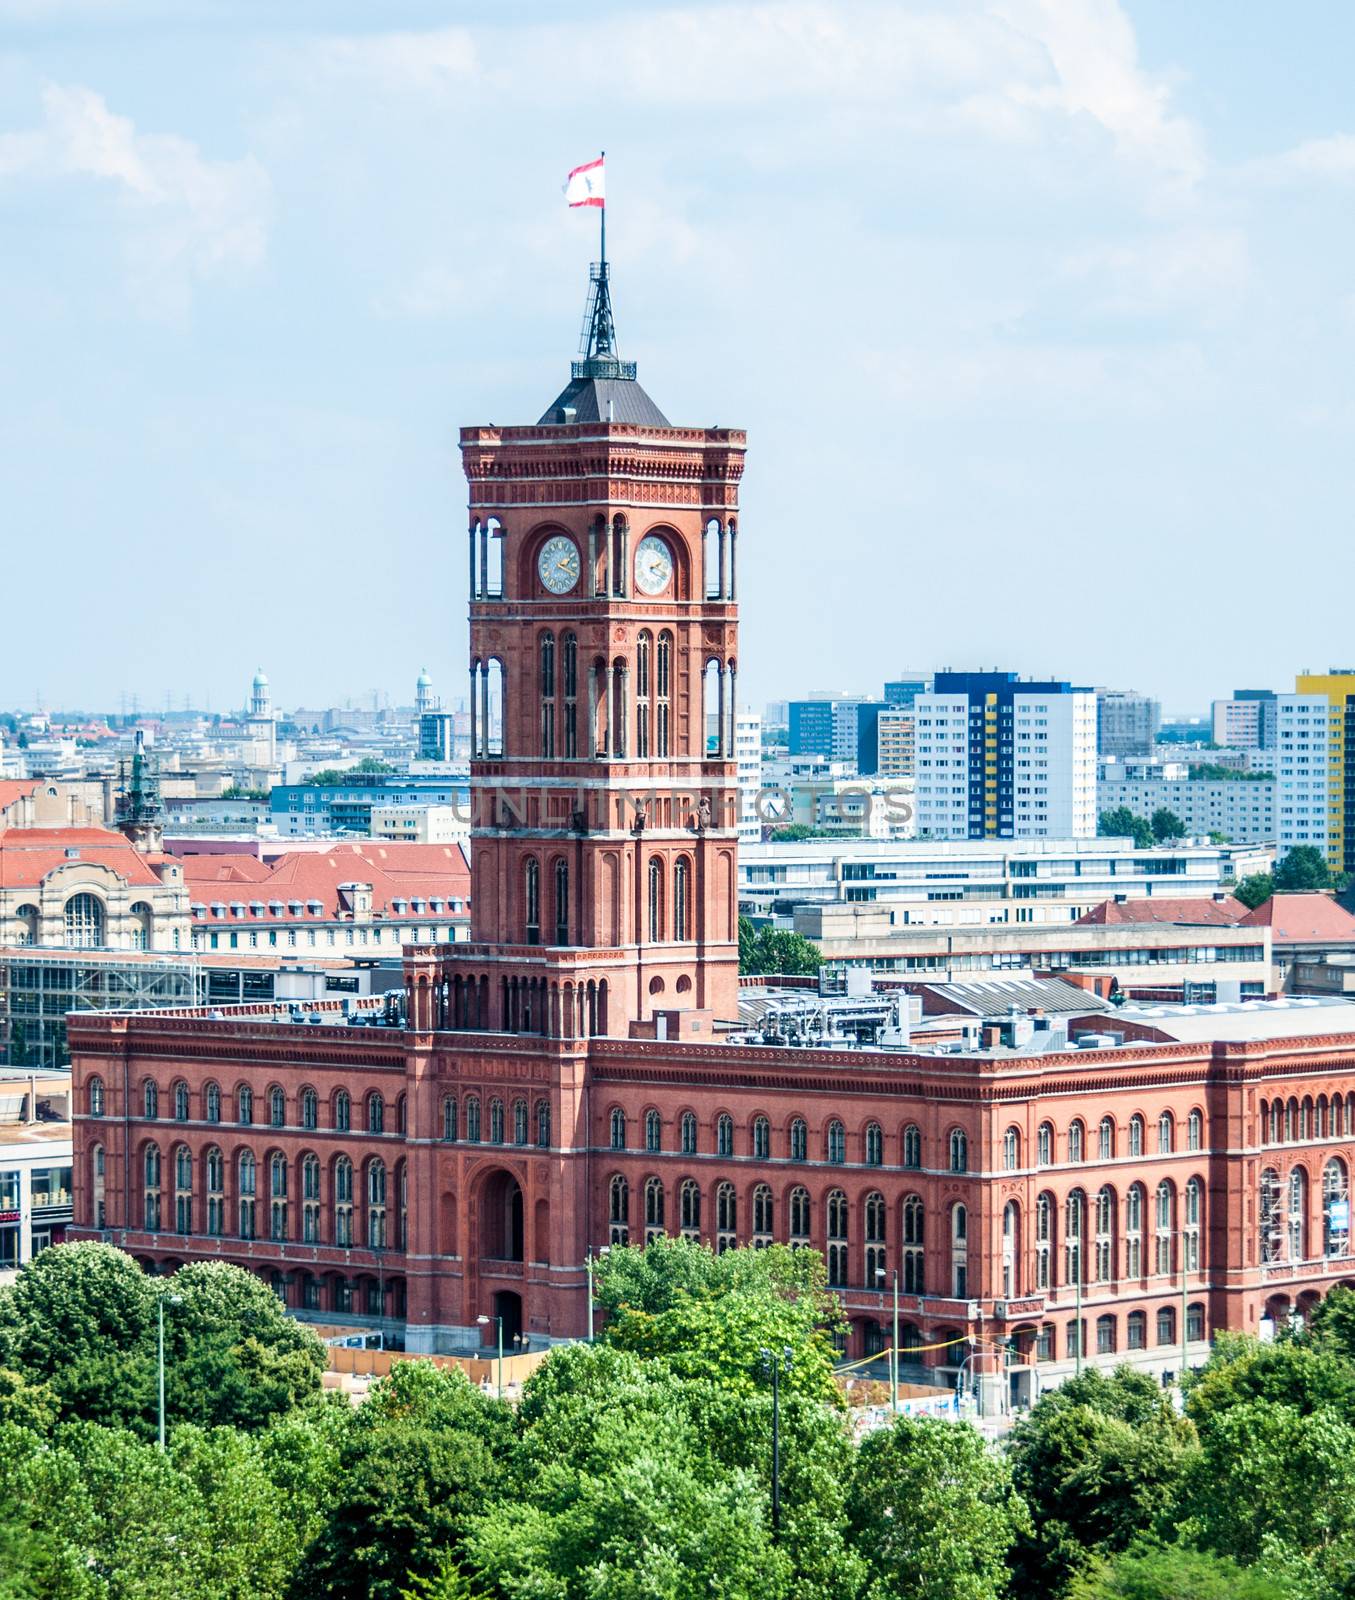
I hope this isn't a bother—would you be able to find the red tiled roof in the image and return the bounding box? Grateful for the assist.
[1240,892,1355,943]
[183,841,470,923]
[1076,895,1248,927]
[0,827,165,889]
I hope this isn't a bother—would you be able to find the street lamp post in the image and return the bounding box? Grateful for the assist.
[585,1243,609,1342]
[156,1288,182,1452]
[760,1347,793,1542]
[477,1313,504,1398]
[875,1266,900,1413]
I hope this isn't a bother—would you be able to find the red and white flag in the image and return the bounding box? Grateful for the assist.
[565,156,605,208]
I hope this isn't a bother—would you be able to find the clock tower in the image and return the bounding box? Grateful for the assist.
[435,260,745,1038]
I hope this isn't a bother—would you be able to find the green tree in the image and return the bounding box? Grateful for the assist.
[1068,1541,1285,1600]
[1274,845,1335,892]
[297,1361,515,1600]
[738,923,822,977]
[1150,808,1187,842]
[1183,1331,1355,1426]
[848,1416,1026,1600]
[1008,1368,1195,1599]
[1232,873,1274,910]
[1098,808,1155,850]
[738,913,759,973]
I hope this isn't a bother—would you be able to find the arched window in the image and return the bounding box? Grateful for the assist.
[1289,1166,1308,1261]
[205,1082,221,1125]
[1065,1190,1085,1286]
[681,1111,698,1155]
[301,1088,318,1131]
[680,1178,701,1238]
[536,1098,551,1147]
[238,1151,257,1240]
[647,857,664,943]
[827,1190,848,1287]
[950,1202,968,1298]
[174,1146,192,1234]
[524,858,540,945]
[1094,1186,1115,1282]
[466,1095,481,1142]
[1156,1306,1176,1347]
[1260,1168,1282,1263]
[865,1122,883,1166]
[903,1124,921,1169]
[302,1155,320,1243]
[1099,1117,1114,1160]
[753,1184,774,1245]
[1002,1200,1020,1297]
[562,632,578,758]
[334,1156,353,1245]
[644,1109,662,1153]
[610,1174,630,1247]
[1097,1314,1117,1356]
[554,859,569,946]
[1157,1111,1174,1154]
[644,1176,665,1241]
[1128,1114,1144,1157]
[716,1114,734,1157]
[205,1147,224,1236]
[716,1182,737,1252]
[1127,1310,1147,1350]
[656,632,672,757]
[334,1089,350,1132]
[237,1085,253,1126]
[635,630,651,758]
[539,630,556,759]
[270,1153,289,1241]
[902,1195,925,1293]
[1184,1176,1203,1270]
[610,1107,627,1151]
[752,1115,770,1159]
[88,1075,105,1117]
[1125,1184,1145,1277]
[865,1191,886,1283]
[513,1098,528,1145]
[13,903,38,945]
[791,1118,809,1162]
[143,1143,162,1231]
[1286,1098,1298,1141]
[949,1128,968,1174]
[143,1080,159,1120]
[174,1081,189,1121]
[673,858,690,942]
[790,1186,811,1242]
[1154,1180,1174,1274]
[1068,1120,1085,1164]
[1325,1158,1349,1257]
[1003,1126,1020,1171]
[1037,1122,1053,1166]
[366,1159,387,1248]
[489,1098,504,1144]
[442,1096,457,1141]
[64,893,104,948]
[367,1093,385,1135]
[1035,1192,1054,1290]
[827,1120,845,1164]
[270,1086,286,1128]
[1187,1109,1203,1152]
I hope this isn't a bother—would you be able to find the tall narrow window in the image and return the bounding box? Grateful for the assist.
[647,858,664,943]
[903,1124,921,1169]
[302,1155,320,1242]
[335,1090,350,1132]
[270,1086,285,1128]
[792,1118,809,1162]
[753,1184,773,1246]
[1188,1109,1203,1151]
[1128,1115,1144,1157]
[1003,1127,1019,1171]
[536,1099,551,1147]
[950,1202,968,1298]
[270,1152,289,1241]
[949,1128,968,1174]
[1184,1176,1203,1270]
[646,1109,662,1152]
[656,632,672,757]
[144,1080,159,1120]
[206,1147,224,1236]
[827,1120,845,1164]
[1094,1186,1114,1282]
[790,1186,811,1242]
[89,1076,105,1117]
[562,632,578,758]
[673,858,690,942]
[1035,1192,1053,1290]
[902,1195,925,1292]
[1068,1120,1085,1163]
[1099,1117,1114,1159]
[239,1151,257,1240]
[1155,1180,1174,1274]
[366,1159,387,1248]
[866,1122,884,1166]
[513,1098,528,1145]
[334,1156,353,1245]
[539,631,556,759]
[1157,1111,1174,1154]
[554,859,569,946]
[367,1093,384,1135]
[680,1179,701,1239]
[827,1190,848,1287]
[1002,1200,1019,1297]
[865,1192,886,1283]
[610,1107,627,1150]
[1125,1184,1144,1277]
[645,1177,665,1241]
[610,1174,630,1247]
[636,630,651,758]
[1324,1158,1349,1257]
[206,1081,221,1123]
[489,1098,504,1144]
[524,859,540,945]
[716,1182,737,1253]
[1037,1122,1053,1166]
[174,1146,192,1234]
[238,1085,253,1126]
[717,1114,734,1157]
[174,1081,189,1121]
[1065,1189,1084,1287]
[1289,1166,1308,1260]
[466,1096,481,1142]
[301,1088,317,1130]
[681,1112,698,1154]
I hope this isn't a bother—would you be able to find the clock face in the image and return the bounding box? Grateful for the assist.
[537,534,580,595]
[634,535,673,596]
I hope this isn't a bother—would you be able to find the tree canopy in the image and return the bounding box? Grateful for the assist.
[738,915,822,977]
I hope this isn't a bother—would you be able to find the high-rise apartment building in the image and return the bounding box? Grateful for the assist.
[1096,689,1161,758]
[883,676,928,708]
[915,672,1097,840]
[734,711,763,843]
[1212,690,1278,751]
[876,709,915,778]
[1290,673,1355,870]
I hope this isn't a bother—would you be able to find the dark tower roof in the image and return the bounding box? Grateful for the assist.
[538,261,670,427]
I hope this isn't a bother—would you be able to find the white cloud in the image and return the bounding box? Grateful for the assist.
[1059,227,1249,320]
[0,83,269,316]
[1248,132,1355,183]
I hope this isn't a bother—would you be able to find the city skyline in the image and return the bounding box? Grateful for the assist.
[5,2,1355,710]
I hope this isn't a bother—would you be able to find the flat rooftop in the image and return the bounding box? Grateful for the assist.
[1084,994,1355,1044]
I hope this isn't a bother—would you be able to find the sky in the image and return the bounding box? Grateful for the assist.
[4,1,1355,719]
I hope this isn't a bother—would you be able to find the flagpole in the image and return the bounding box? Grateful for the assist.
[599,149,606,269]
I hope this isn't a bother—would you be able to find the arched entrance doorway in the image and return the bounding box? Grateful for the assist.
[480,1170,524,1262]
[494,1289,523,1347]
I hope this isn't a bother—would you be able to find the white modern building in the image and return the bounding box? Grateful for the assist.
[914,672,1097,840]
[734,711,763,844]
[1277,694,1334,859]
